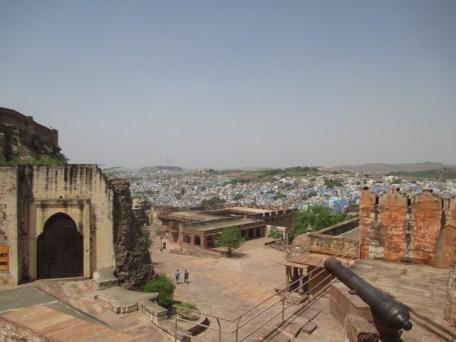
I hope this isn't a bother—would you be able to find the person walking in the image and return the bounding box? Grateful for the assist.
[175,269,180,284]
[184,269,189,284]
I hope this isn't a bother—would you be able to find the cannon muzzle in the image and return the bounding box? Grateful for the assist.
[324,257,412,331]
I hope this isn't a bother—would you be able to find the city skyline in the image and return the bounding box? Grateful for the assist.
[1,1,455,168]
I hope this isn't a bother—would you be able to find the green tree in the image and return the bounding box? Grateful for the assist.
[215,228,245,257]
[324,178,343,188]
[200,196,226,208]
[273,192,287,200]
[293,205,346,236]
[233,193,244,201]
[144,274,175,309]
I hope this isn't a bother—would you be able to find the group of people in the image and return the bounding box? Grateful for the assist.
[174,269,190,285]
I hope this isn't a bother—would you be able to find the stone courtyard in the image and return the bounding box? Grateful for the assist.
[1,225,455,341]
[0,193,454,342]
[153,235,287,315]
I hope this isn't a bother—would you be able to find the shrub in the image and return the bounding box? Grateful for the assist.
[175,302,200,321]
[177,302,198,310]
[139,225,152,248]
[144,274,175,309]
[267,230,283,240]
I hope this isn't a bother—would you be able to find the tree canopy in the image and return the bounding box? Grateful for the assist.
[215,228,245,257]
[293,205,346,236]
[200,196,226,208]
[324,178,343,188]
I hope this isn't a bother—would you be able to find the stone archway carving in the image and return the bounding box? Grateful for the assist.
[37,213,83,279]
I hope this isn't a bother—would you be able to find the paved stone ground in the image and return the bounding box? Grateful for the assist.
[153,236,287,317]
[2,233,449,341]
[353,259,456,341]
[153,233,456,341]
[2,304,143,341]
[153,235,296,340]
[152,234,348,341]
[31,279,166,341]
[0,287,104,325]
[0,284,165,341]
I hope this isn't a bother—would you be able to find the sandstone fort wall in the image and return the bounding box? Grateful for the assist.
[0,165,115,284]
[360,188,456,268]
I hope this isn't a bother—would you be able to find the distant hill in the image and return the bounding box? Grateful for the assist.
[332,162,452,174]
[390,167,456,181]
[138,166,183,174]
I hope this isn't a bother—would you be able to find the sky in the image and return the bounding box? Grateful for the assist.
[1,0,455,169]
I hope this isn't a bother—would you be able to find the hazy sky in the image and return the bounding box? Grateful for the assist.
[1,1,455,169]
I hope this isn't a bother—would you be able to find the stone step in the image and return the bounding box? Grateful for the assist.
[95,286,158,314]
[93,267,119,290]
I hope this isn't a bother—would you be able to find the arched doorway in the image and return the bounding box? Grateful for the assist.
[37,213,83,279]
[183,234,191,243]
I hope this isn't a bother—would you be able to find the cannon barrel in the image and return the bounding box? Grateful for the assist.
[324,257,412,331]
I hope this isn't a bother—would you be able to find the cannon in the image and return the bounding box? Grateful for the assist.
[324,257,412,332]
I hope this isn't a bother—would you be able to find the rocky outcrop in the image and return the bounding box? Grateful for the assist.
[0,107,64,163]
[111,178,153,289]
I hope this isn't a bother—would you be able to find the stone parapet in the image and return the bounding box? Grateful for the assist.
[360,188,456,268]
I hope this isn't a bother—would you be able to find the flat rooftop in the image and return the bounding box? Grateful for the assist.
[189,218,260,232]
[224,206,273,214]
[165,211,223,222]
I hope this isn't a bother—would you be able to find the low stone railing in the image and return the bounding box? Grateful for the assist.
[308,234,359,258]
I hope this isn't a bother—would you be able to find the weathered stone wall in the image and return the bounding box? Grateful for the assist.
[359,190,377,259]
[112,179,153,289]
[0,167,18,284]
[444,252,456,325]
[379,189,408,262]
[30,165,116,278]
[262,211,295,229]
[360,188,456,268]
[308,234,359,258]
[0,165,116,284]
[410,191,442,264]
